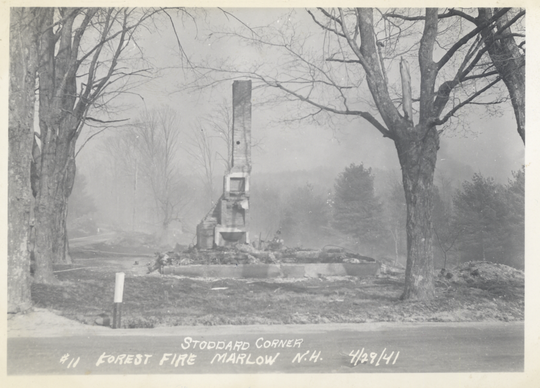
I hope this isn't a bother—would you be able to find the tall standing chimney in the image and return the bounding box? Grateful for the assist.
[231,80,252,172]
[196,80,253,248]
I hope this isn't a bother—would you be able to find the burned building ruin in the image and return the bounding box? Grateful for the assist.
[196,80,252,249]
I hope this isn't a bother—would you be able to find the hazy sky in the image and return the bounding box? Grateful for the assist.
[79,8,524,184]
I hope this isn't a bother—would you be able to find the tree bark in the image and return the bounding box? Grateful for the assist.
[394,125,439,300]
[478,8,525,143]
[32,8,79,282]
[8,8,45,311]
[356,9,439,300]
[400,58,413,122]
[33,136,77,282]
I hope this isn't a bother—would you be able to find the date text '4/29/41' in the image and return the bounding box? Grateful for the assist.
[349,348,400,367]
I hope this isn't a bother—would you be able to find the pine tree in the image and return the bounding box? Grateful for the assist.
[504,168,525,268]
[333,164,385,255]
[432,185,460,269]
[453,174,509,264]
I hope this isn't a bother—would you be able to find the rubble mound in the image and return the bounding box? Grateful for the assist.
[147,244,376,274]
[440,261,524,285]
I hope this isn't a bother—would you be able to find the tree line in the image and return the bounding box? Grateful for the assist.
[68,160,525,273]
[262,164,524,270]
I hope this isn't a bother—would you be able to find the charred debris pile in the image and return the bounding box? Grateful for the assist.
[147,244,376,274]
[438,261,524,285]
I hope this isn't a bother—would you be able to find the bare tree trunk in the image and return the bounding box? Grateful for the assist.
[8,8,44,311]
[478,8,525,143]
[395,125,439,300]
[32,8,78,282]
[33,148,76,283]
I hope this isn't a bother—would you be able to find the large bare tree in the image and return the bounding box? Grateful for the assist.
[193,8,524,299]
[8,9,47,312]
[408,8,525,143]
[30,8,165,284]
[131,108,191,243]
[477,8,524,143]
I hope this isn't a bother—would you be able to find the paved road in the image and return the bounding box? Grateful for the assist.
[7,321,523,375]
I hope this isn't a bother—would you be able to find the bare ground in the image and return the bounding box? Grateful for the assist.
[22,244,524,329]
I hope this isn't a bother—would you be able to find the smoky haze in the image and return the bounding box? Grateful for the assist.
[72,8,524,259]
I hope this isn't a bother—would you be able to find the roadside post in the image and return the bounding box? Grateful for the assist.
[112,272,125,329]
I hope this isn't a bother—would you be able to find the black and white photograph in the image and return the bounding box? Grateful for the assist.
[4,1,539,387]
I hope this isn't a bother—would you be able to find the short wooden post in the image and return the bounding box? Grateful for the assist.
[112,272,125,329]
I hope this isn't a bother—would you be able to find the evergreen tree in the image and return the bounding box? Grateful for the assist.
[504,168,525,268]
[453,173,510,264]
[333,164,385,255]
[432,185,460,269]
